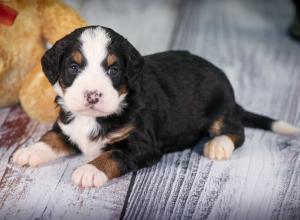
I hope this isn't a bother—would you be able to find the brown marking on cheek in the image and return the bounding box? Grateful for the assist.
[72,51,83,64]
[107,54,117,66]
[40,131,75,154]
[89,151,121,179]
[209,117,224,136]
[58,79,66,94]
[106,124,135,144]
[118,83,128,95]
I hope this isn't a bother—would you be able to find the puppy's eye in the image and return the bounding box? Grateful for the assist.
[69,64,80,74]
[107,66,119,77]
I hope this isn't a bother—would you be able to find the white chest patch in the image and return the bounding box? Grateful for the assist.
[58,115,105,157]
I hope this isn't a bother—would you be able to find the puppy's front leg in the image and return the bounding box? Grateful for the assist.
[13,126,76,167]
[71,151,121,188]
[72,131,162,188]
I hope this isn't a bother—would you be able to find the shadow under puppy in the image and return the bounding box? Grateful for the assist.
[13,26,300,187]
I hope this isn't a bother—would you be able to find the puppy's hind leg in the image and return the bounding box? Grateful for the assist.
[204,115,245,160]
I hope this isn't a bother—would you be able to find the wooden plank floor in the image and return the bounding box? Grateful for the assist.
[1,0,300,219]
[122,0,300,219]
[0,0,180,219]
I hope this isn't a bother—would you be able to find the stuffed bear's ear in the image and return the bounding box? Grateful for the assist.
[41,38,70,85]
[121,39,144,91]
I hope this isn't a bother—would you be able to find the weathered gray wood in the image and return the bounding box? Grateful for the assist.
[0,107,10,127]
[1,0,299,219]
[0,0,181,219]
[123,0,300,219]
[66,0,181,55]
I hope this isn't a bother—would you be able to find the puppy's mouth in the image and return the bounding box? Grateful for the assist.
[64,95,115,117]
[76,107,112,117]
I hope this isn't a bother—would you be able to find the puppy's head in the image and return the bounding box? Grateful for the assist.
[41,26,143,117]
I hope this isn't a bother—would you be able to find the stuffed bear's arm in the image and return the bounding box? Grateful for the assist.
[19,0,87,123]
[20,62,59,123]
[39,0,87,44]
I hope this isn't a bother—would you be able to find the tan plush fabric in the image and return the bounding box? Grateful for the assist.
[0,0,86,122]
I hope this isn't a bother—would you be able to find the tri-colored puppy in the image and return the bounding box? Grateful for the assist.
[13,26,300,187]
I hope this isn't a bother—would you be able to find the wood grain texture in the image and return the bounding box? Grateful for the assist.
[0,0,180,219]
[65,0,181,55]
[122,0,300,219]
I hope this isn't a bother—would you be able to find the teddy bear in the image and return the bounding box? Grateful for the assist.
[0,0,86,122]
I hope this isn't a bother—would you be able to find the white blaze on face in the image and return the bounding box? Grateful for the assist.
[63,27,122,117]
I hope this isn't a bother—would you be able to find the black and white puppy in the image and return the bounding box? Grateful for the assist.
[13,26,300,187]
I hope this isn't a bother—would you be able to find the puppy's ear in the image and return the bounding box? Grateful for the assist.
[41,38,70,85]
[121,39,144,91]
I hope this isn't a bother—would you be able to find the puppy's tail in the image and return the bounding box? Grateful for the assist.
[237,105,300,136]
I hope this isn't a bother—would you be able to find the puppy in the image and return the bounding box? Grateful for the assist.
[13,26,300,187]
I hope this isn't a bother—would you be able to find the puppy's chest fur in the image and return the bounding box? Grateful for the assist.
[58,115,104,156]
[58,115,134,156]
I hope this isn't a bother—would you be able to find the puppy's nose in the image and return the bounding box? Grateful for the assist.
[84,90,103,105]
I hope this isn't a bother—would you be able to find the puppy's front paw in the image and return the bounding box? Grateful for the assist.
[72,164,108,188]
[203,135,234,160]
[12,142,58,167]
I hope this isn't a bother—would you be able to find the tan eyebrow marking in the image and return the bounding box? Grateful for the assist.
[72,51,83,64]
[107,54,118,66]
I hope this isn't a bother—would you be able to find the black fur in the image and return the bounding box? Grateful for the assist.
[42,28,83,85]
[41,26,277,177]
[105,50,246,173]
